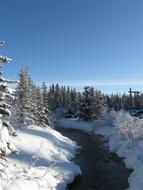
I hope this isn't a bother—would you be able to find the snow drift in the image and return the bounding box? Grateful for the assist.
[0,125,81,190]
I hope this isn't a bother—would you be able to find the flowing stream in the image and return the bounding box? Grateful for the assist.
[57,127,131,190]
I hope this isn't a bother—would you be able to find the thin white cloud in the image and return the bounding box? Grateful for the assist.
[54,80,143,87]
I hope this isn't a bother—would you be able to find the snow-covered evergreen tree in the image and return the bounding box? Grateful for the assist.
[60,86,67,108]
[0,40,16,155]
[65,89,77,118]
[30,81,39,122]
[79,87,107,121]
[15,71,51,127]
[37,85,51,126]
[76,91,83,116]
[79,86,94,121]
[48,84,56,110]
[42,82,48,108]
[54,83,62,109]
[48,84,65,111]
[15,68,35,125]
[94,90,107,119]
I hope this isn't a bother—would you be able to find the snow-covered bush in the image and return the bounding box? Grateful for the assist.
[105,110,143,144]
[103,110,114,125]
[95,111,143,190]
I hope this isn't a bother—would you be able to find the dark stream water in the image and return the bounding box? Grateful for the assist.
[57,127,131,190]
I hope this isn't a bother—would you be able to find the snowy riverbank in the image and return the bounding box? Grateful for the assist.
[0,125,81,190]
[59,111,143,190]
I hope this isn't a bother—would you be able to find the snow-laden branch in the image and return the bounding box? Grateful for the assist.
[0,56,12,63]
[0,41,5,47]
[0,77,18,84]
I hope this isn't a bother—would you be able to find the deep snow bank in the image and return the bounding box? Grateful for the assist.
[59,112,143,190]
[0,125,81,190]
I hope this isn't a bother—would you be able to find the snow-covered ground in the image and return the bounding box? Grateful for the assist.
[0,125,81,190]
[59,111,143,190]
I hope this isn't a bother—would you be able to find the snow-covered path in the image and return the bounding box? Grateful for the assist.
[57,127,130,190]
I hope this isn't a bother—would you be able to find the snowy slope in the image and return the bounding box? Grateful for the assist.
[0,125,81,190]
[58,112,143,190]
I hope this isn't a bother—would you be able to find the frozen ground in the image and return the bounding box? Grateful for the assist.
[0,125,81,190]
[59,111,143,190]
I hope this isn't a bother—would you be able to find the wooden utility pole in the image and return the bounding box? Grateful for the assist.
[129,88,140,114]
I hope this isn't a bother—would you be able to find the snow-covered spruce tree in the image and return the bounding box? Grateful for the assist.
[30,81,39,123]
[94,90,107,119]
[60,86,67,108]
[37,85,51,126]
[35,86,43,121]
[48,83,64,111]
[79,86,94,121]
[54,83,63,109]
[15,68,35,125]
[64,86,71,117]
[79,87,107,121]
[42,82,49,111]
[0,40,16,155]
[64,86,70,108]
[65,89,77,118]
[75,91,83,115]
[15,69,51,126]
[48,84,55,110]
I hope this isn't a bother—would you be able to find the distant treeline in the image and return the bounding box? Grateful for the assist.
[13,68,143,125]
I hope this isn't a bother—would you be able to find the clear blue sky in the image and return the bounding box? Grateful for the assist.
[1,0,143,93]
